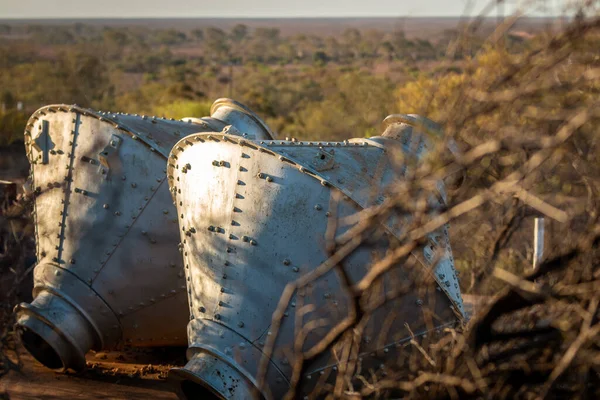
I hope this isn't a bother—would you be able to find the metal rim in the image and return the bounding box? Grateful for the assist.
[381,114,442,138]
[210,98,276,140]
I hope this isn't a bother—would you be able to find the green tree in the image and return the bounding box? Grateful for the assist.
[231,24,248,42]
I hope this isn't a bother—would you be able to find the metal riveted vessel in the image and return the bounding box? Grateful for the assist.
[167,114,465,399]
[14,99,274,371]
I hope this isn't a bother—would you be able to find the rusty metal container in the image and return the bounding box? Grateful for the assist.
[14,99,274,372]
[167,115,465,399]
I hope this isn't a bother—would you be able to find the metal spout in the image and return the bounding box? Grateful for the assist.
[14,289,99,371]
[210,98,275,140]
[170,351,262,400]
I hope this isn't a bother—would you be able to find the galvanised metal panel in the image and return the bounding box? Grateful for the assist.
[14,99,275,372]
[168,116,464,399]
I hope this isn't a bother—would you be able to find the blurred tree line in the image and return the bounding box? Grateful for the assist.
[0,21,533,145]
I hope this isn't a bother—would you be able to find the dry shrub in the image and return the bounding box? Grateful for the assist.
[258,3,600,399]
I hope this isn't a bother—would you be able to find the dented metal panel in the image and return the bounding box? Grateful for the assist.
[167,116,464,399]
[14,99,275,372]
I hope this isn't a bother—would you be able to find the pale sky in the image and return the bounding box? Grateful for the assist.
[0,0,563,18]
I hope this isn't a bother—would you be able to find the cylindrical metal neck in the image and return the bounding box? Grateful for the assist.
[210,98,275,140]
[14,289,98,371]
[169,351,263,400]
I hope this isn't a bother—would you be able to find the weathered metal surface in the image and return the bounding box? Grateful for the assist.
[14,99,274,372]
[167,116,465,399]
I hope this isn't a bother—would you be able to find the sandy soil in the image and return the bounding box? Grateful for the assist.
[1,347,186,400]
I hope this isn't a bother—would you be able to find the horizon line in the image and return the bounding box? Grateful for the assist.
[0,15,564,20]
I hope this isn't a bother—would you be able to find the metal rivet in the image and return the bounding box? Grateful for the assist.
[292,267,299,273]
[198,306,205,313]
[242,236,249,242]
[208,226,215,231]
[314,204,322,211]
[70,259,76,264]
[214,314,221,320]
[250,239,257,246]
[266,176,273,182]
[103,204,109,209]
[283,259,291,266]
